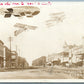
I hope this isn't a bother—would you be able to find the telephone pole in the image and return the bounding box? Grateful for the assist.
[9,36,12,68]
[9,36,12,52]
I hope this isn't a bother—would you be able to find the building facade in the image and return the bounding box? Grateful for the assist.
[0,40,4,68]
[0,40,29,69]
[32,56,46,67]
[47,41,84,67]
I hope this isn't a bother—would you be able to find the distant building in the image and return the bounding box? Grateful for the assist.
[32,56,46,67]
[17,56,29,69]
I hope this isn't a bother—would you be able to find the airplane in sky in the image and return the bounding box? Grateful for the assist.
[14,23,37,36]
[0,6,40,18]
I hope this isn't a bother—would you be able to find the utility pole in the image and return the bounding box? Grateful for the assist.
[16,45,17,53]
[9,36,12,52]
[16,45,18,69]
[9,36,12,68]
[3,46,6,69]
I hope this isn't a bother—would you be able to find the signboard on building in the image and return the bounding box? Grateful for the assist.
[11,55,16,59]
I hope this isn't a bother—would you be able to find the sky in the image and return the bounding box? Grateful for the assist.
[0,2,84,65]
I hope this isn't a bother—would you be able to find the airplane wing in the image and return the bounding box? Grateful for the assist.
[6,8,13,13]
[14,28,26,36]
[4,14,11,18]
[14,23,27,28]
[14,23,37,30]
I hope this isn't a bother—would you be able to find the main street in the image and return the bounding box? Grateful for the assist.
[0,68,74,79]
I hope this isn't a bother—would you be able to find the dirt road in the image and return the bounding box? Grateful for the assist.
[0,68,74,79]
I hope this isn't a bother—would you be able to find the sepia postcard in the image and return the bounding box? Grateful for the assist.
[0,0,84,82]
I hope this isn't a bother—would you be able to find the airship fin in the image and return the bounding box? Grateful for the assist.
[7,8,13,13]
[4,14,11,18]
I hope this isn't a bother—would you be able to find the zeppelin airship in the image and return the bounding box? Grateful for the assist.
[0,6,40,18]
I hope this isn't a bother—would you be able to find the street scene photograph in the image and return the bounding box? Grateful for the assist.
[0,1,84,80]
